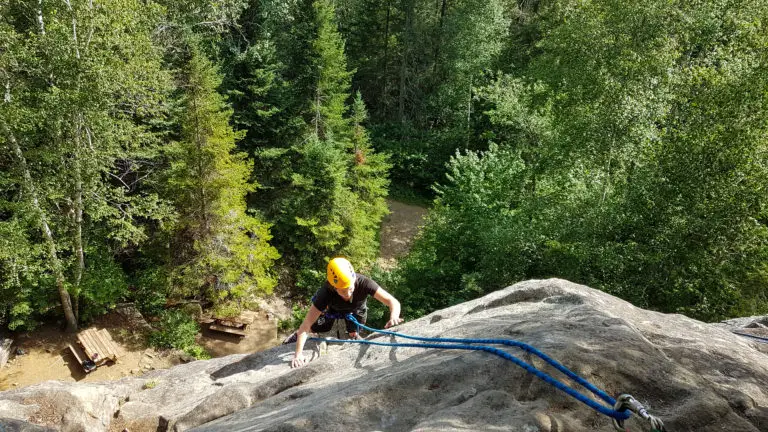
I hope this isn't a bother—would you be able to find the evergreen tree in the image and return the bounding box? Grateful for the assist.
[342,92,390,263]
[166,44,279,306]
[243,0,389,292]
[309,0,354,140]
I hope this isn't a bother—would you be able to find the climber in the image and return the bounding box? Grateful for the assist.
[284,257,404,368]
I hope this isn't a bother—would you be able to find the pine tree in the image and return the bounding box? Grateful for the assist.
[244,0,389,288]
[167,44,279,306]
[341,92,390,263]
[310,0,354,140]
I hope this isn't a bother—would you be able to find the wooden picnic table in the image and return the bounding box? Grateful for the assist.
[67,328,125,373]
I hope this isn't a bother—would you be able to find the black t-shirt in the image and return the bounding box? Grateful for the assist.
[312,274,381,313]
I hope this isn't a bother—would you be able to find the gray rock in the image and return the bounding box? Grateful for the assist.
[0,279,767,432]
[0,339,12,369]
[0,418,56,432]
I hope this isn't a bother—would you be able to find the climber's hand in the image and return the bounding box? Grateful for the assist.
[385,317,404,329]
[291,352,309,368]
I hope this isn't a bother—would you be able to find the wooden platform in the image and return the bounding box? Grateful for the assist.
[209,323,247,336]
[207,310,257,337]
[67,328,125,372]
[214,310,257,326]
[206,311,257,336]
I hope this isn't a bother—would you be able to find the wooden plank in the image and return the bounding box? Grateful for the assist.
[101,329,124,358]
[94,329,117,361]
[93,329,116,362]
[98,329,123,359]
[66,343,87,365]
[77,331,96,359]
[79,329,110,365]
[83,329,104,359]
[66,343,97,373]
[209,323,247,336]
[77,331,96,363]
[93,329,113,362]
[240,310,257,324]
[213,311,255,326]
[215,319,247,329]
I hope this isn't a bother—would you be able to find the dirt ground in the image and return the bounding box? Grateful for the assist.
[0,310,280,392]
[376,199,428,270]
[0,313,177,391]
[0,199,426,391]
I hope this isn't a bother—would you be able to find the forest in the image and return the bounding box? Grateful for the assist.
[1,0,767,355]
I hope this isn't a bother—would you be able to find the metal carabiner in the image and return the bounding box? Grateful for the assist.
[612,394,667,432]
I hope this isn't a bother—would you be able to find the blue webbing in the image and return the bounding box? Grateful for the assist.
[309,313,631,421]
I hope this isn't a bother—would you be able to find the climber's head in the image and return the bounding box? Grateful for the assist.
[327,257,356,299]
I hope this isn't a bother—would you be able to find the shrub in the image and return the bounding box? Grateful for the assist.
[148,310,209,358]
[277,304,308,332]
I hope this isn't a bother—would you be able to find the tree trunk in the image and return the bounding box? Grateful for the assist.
[3,123,78,332]
[37,0,45,34]
[73,114,85,322]
[381,0,391,117]
[432,0,448,74]
[466,76,472,129]
[64,0,81,59]
[315,89,322,138]
[398,0,414,123]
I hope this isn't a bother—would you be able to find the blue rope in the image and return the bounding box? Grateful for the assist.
[733,331,768,344]
[309,313,631,421]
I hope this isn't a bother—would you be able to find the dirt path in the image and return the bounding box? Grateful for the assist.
[0,199,427,391]
[377,199,429,270]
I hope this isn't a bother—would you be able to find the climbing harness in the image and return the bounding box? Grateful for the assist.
[309,314,666,432]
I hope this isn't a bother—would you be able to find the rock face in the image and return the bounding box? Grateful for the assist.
[0,337,12,369]
[1,279,767,432]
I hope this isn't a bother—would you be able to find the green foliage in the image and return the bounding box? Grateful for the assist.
[1,0,172,330]
[165,43,279,305]
[131,267,171,317]
[148,309,209,358]
[387,0,768,322]
[338,0,510,198]
[295,268,327,298]
[233,0,390,280]
[277,304,309,332]
[3,0,765,336]
[76,247,129,322]
[389,145,530,316]
[183,344,211,360]
[0,220,43,330]
[210,301,242,319]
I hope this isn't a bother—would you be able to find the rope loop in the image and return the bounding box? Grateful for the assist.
[309,313,668,430]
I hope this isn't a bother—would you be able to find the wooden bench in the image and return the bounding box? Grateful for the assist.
[209,323,247,336]
[66,343,96,373]
[67,328,125,372]
[208,310,257,337]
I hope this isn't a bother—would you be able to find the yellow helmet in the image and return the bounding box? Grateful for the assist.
[327,257,355,289]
